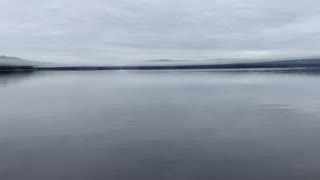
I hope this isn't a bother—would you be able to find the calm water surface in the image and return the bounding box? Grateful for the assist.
[1,70,320,180]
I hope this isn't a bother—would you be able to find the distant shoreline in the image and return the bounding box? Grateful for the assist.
[0,66,35,72]
[38,63,320,71]
[3,61,320,72]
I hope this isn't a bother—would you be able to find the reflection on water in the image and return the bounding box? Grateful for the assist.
[1,69,320,180]
[196,67,320,76]
[0,71,34,87]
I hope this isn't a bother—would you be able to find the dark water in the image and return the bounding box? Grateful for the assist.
[1,69,320,180]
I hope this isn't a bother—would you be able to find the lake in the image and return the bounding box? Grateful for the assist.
[1,69,320,180]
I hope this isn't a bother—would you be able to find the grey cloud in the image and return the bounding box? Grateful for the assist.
[0,0,320,64]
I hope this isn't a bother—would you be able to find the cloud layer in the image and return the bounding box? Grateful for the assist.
[1,0,320,64]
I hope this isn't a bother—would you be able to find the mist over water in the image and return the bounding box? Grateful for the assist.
[1,70,320,180]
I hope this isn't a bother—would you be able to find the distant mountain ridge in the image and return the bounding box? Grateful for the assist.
[145,59,189,63]
[144,57,320,65]
[258,58,320,65]
[2,55,320,71]
[0,55,51,67]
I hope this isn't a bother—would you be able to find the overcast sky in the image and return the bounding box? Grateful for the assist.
[0,0,320,64]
